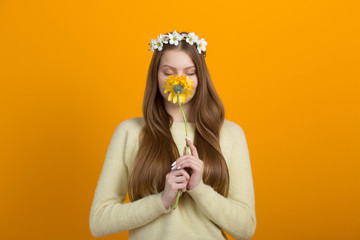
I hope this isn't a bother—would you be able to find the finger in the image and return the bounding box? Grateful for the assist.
[183,147,186,155]
[177,162,202,172]
[171,155,190,168]
[170,169,191,180]
[176,158,203,171]
[177,154,193,161]
[173,175,188,183]
[168,175,187,185]
[185,137,199,158]
[171,155,194,170]
[174,183,187,191]
[175,156,202,168]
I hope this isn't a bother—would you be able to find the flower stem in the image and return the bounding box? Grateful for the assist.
[172,190,182,210]
[173,93,190,210]
[177,95,190,154]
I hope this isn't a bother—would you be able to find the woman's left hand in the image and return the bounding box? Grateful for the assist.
[172,137,204,190]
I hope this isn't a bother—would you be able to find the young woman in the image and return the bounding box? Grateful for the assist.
[89,30,257,240]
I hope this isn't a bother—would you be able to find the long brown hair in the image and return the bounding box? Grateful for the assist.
[128,31,229,201]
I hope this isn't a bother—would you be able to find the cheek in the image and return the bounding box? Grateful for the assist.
[158,75,167,97]
[192,78,198,94]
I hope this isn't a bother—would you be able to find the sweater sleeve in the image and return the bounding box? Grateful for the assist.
[89,121,171,238]
[187,125,257,240]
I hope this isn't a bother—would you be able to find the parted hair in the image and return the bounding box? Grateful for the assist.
[128,31,229,201]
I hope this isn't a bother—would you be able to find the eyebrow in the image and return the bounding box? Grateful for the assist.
[160,65,196,70]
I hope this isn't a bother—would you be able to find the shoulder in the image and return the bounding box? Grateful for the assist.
[115,117,145,132]
[108,117,145,149]
[112,117,145,139]
[219,119,248,163]
[221,119,246,138]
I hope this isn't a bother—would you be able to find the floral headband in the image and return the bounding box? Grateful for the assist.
[149,30,207,55]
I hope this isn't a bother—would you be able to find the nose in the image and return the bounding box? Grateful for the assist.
[175,71,185,76]
[176,71,191,77]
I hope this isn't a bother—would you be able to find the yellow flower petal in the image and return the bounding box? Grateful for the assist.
[163,75,194,104]
[168,92,174,102]
[184,89,193,97]
[179,94,187,103]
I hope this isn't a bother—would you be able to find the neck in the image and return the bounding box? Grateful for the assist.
[164,99,194,123]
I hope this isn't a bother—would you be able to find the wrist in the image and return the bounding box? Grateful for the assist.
[155,192,172,213]
[187,180,205,194]
[188,179,203,191]
[161,192,171,209]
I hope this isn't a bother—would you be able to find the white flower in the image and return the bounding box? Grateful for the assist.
[149,31,207,55]
[197,38,207,54]
[159,34,168,44]
[168,30,182,46]
[150,39,157,51]
[154,37,164,51]
[176,31,184,41]
[186,32,199,45]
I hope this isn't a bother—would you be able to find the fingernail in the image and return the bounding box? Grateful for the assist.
[177,166,181,169]
[171,161,176,167]
[185,136,190,141]
[171,165,176,170]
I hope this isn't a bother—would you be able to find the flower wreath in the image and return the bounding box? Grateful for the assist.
[149,30,207,56]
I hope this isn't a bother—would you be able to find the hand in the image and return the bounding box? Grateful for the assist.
[171,138,204,191]
[161,168,190,209]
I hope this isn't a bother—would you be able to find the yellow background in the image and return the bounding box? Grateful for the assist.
[1,0,359,239]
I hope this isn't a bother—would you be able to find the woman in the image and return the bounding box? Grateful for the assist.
[89,30,257,240]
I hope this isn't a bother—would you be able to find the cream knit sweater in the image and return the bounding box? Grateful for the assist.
[89,117,256,240]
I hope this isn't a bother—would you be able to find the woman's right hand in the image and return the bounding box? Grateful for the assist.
[161,165,190,209]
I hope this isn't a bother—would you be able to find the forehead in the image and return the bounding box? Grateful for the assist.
[159,50,195,69]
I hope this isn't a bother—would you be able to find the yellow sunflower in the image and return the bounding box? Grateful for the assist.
[163,75,195,104]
